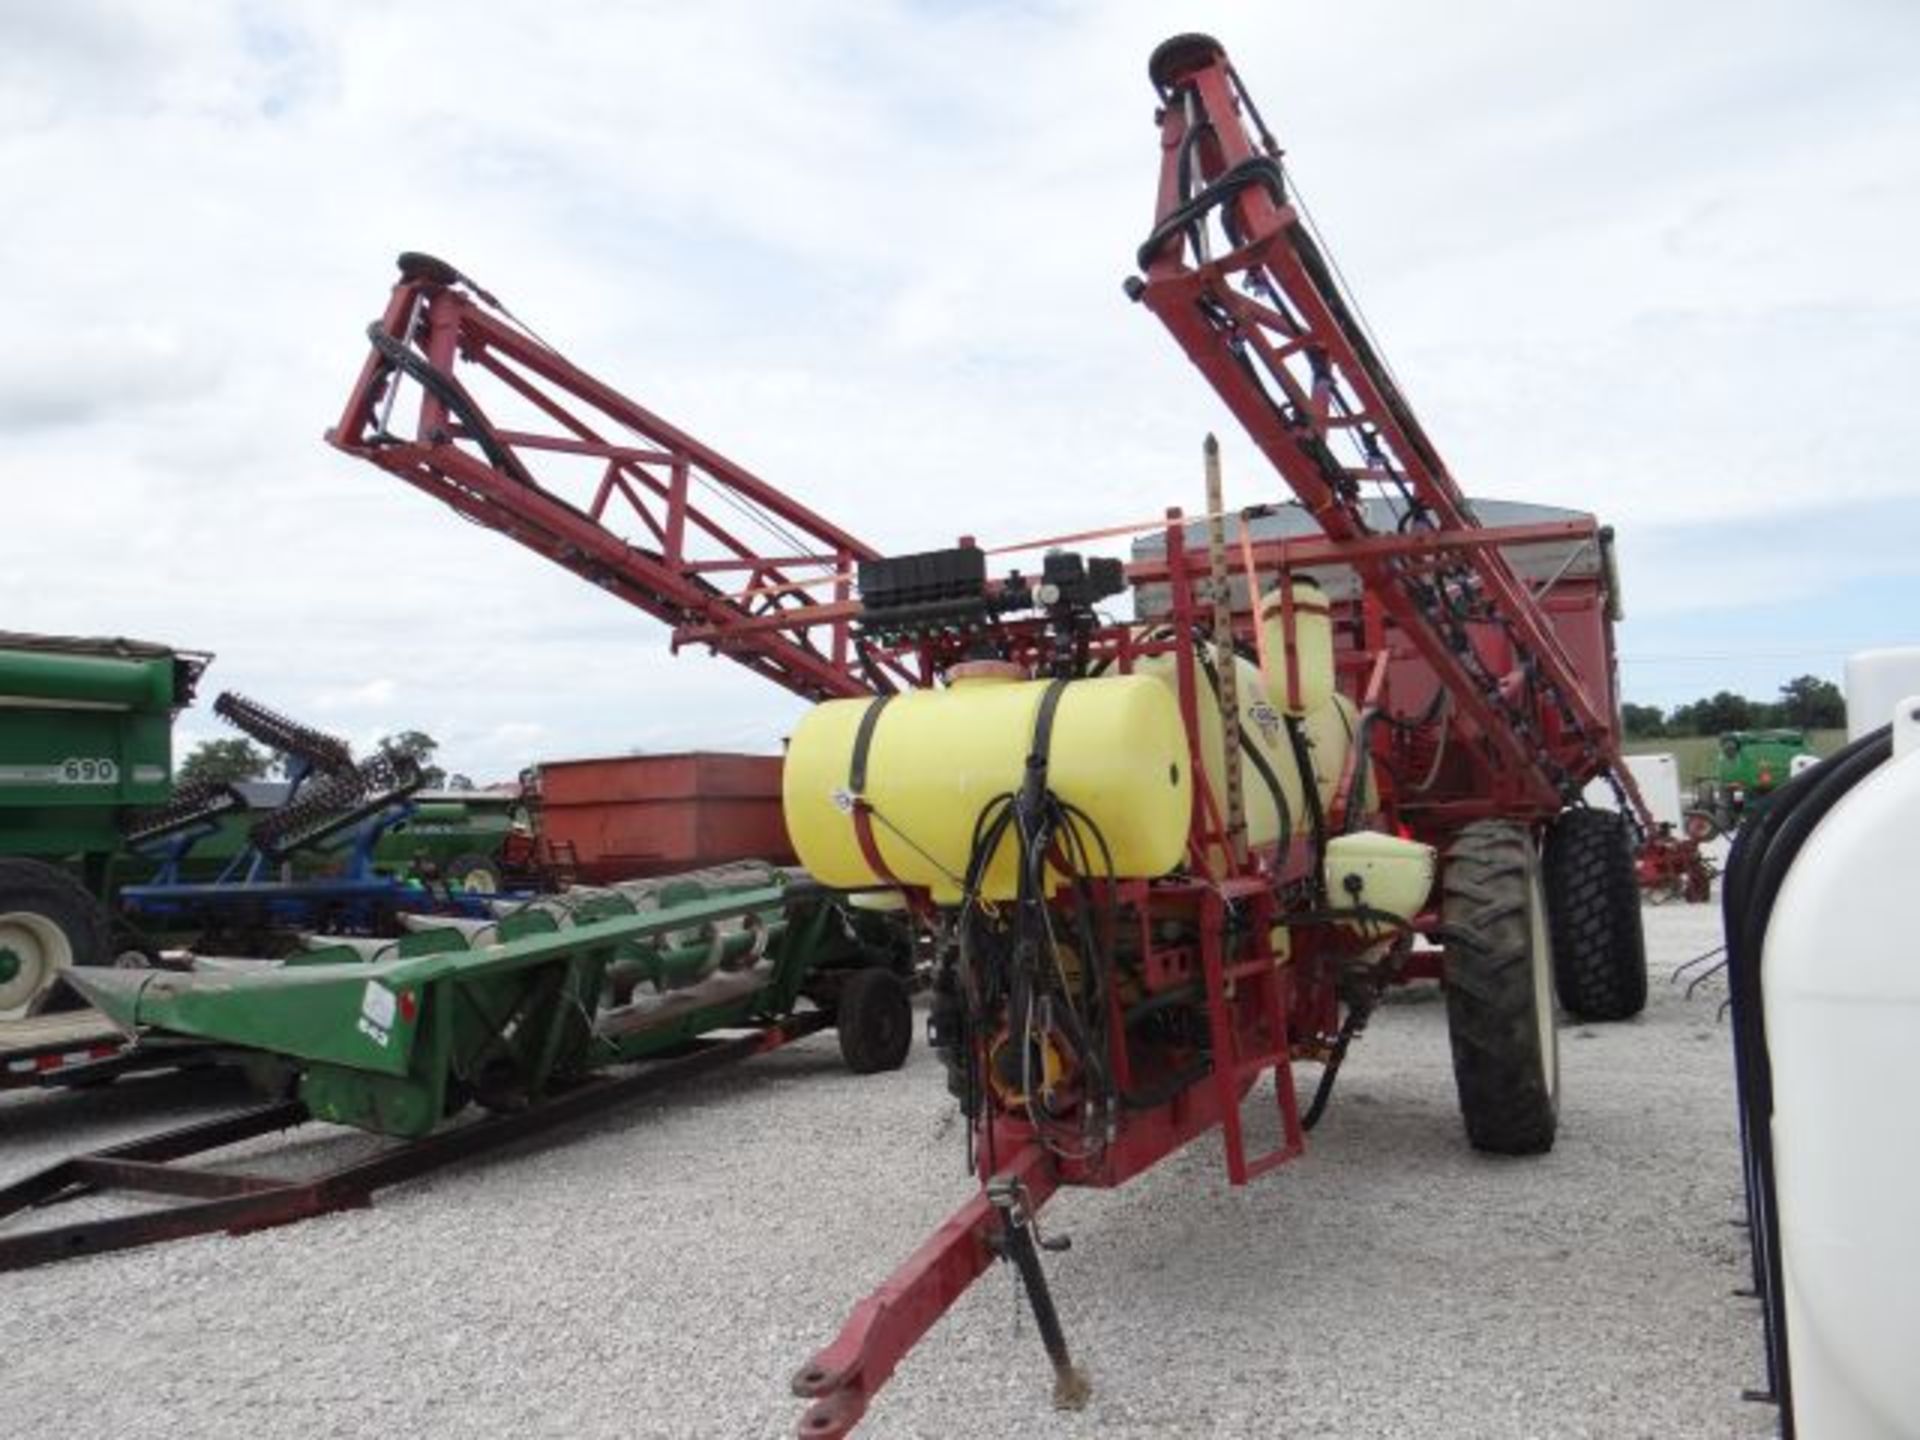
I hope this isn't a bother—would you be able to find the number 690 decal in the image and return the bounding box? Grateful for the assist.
[59,757,119,784]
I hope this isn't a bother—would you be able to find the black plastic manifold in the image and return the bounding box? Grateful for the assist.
[213,692,355,775]
[249,753,423,859]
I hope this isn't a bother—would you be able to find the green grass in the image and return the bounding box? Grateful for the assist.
[1622,729,1847,787]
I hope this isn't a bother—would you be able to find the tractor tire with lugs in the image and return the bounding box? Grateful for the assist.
[1441,821,1559,1155]
[1543,807,1649,1021]
[835,966,913,1075]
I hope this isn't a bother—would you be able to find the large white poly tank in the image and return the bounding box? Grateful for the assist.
[1844,647,1920,741]
[1582,752,1682,830]
[1762,691,1920,1435]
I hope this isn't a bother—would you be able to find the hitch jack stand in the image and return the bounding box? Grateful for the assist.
[987,1175,1091,1411]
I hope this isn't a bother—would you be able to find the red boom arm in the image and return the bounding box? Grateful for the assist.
[328,254,915,702]
[1133,36,1646,824]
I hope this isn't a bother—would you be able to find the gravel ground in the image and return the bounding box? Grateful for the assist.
[1,902,1767,1439]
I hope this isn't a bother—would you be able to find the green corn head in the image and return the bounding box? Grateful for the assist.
[70,865,890,1137]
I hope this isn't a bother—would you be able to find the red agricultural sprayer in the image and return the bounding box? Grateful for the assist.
[325,35,1659,1433]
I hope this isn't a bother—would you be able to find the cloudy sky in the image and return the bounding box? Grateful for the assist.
[4,1,1915,779]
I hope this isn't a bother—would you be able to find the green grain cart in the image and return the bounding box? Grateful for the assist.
[0,633,205,1016]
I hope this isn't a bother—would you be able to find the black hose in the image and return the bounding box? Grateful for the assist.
[1196,644,1293,855]
[1284,715,1329,894]
[1136,156,1287,270]
[365,326,538,488]
[1301,1003,1365,1132]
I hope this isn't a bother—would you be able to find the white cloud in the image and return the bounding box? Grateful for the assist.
[3,0,1915,769]
[312,678,397,711]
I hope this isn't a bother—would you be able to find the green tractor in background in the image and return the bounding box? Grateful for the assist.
[0,632,207,1016]
[1683,728,1817,842]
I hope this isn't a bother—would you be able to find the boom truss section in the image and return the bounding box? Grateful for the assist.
[329,254,911,702]
[1133,36,1642,822]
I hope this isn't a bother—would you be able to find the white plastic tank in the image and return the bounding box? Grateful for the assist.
[1844,647,1920,741]
[1762,687,1920,1435]
[1581,752,1682,830]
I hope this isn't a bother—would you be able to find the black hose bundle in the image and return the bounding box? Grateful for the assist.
[949,682,1129,1165]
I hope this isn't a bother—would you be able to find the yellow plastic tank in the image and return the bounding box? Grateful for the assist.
[1133,642,1354,876]
[1323,832,1436,923]
[783,673,1192,903]
[1258,577,1335,717]
[1298,690,1373,815]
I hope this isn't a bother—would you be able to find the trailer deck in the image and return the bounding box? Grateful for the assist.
[0,1010,217,1092]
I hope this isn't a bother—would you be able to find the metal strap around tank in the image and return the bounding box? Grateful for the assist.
[1023,679,1073,876]
[849,679,1070,889]
[847,695,902,885]
[1029,678,1070,776]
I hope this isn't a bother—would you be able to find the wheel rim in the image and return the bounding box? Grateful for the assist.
[1527,863,1560,1102]
[0,910,75,1015]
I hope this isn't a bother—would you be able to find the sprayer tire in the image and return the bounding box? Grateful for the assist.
[0,859,109,1018]
[836,966,913,1075]
[1441,822,1559,1155]
[1544,807,1649,1021]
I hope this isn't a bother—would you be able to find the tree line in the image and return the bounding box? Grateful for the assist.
[1622,674,1845,740]
[177,728,473,790]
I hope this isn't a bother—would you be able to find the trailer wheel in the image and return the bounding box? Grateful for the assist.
[444,853,503,894]
[0,859,109,1018]
[1543,808,1649,1021]
[1441,822,1559,1155]
[836,966,912,1075]
[1682,809,1720,844]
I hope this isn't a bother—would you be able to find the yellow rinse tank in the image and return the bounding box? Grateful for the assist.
[783,673,1193,903]
[1259,577,1335,716]
[1132,640,1366,878]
